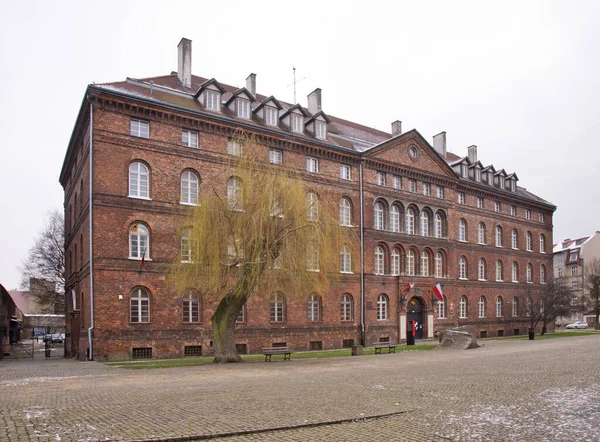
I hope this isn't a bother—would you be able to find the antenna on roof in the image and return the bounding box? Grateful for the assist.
[287,67,309,104]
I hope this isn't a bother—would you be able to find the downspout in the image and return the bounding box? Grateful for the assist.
[88,101,95,360]
[359,160,365,346]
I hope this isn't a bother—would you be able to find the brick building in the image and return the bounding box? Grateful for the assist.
[60,39,555,360]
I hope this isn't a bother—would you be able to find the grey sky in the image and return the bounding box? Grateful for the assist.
[1,0,599,290]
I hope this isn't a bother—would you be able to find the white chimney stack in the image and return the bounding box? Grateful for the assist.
[391,120,402,136]
[433,132,447,158]
[246,73,256,96]
[467,145,478,163]
[177,38,192,88]
[307,88,322,114]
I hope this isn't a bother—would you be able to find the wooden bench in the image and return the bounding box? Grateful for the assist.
[374,343,397,354]
[262,347,292,362]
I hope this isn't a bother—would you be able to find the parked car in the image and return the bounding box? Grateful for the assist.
[43,332,65,343]
[566,321,588,329]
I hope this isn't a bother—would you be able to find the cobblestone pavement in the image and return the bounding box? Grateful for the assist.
[1,336,599,441]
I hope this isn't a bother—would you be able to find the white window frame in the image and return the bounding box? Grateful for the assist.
[182,129,198,148]
[421,212,429,237]
[458,219,467,242]
[390,206,400,233]
[526,232,533,251]
[512,262,519,282]
[181,170,199,205]
[458,192,465,204]
[526,264,533,283]
[435,252,443,278]
[306,157,319,173]
[180,228,197,263]
[459,296,468,318]
[377,294,388,320]
[423,183,431,196]
[129,224,150,260]
[340,244,352,273]
[291,113,304,133]
[376,171,386,186]
[540,235,545,253]
[206,90,221,111]
[130,119,149,139]
[374,202,384,230]
[478,223,486,245]
[495,226,503,247]
[478,259,486,281]
[265,106,278,126]
[393,175,401,189]
[409,179,417,193]
[477,197,484,209]
[495,201,501,213]
[315,120,327,139]
[512,298,518,317]
[306,192,319,221]
[459,256,467,279]
[340,198,352,226]
[341,294,353,321]
[512,229,518,249]
[269,148,283,165]
[421,252,429,277]
[130,288,150,323]
[391,249,401,276]
[129,162,150,199]
[511,205,516,216]
[270,292,285,322]
[435,214,443,238]
[478,297,486,318]
[236,98,250,119]
[227,177,242,210]
[228,139,243,156]
[437,186,445,199]
[496,297,503,317]
[182,292,200,323]
[406,250,415,276]
[340,164,351,180]
[406,209,416,235]
[437,297,446,319]
[539,213,544,223]
[496,260,503,282]
[525,209,531,220]
[375,246,385,275]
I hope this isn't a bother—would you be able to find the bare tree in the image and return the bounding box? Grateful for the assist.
[20,210,65,312]
[171,136,357,363]
[584,258,600,329]
[524,278,572,335]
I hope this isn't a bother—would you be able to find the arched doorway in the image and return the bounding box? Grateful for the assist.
[407,296,425,339]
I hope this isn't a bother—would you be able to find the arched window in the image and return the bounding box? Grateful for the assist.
[421,250,430,277]
[495,225,503,247]
[374,202,384,230]
[375,246,385,275]
[458,219,467,242]
[377,294,388,320]
[435,252,444,278]
[435,213,443,238]
[512,297,519,317]
[182,292,200,323]
[129,162,149,198]
[527,263,533,283]
[181,170,199,205]
[512,229,518,249]
[180,228,197,263]
[306,191,319,221]
[406,249,415,276]
[478,258,486,281]
[459,256,467,279]
[496,296,503,317]
[526,297,533,316]
[341,294,353,321]
[339,198,352,226]
[406,208,416,235]
[459,296,468,318]
[227,176,242,210]
[306,244,319,271]
[307,294,322,321]
[540,234,546,253]
[390,205,400,233]
[478,223,486,245]
[270,292,285,322]
[421,212,430,237]
[130,287,150,323]
[496,260,503,282]
[391,248,401,276]
[129,223,149,259]
[540,264,547,284]
[478,296,486,318]
[512,261,519,282]
[340,244,352,273]
[526,232,533,251]
[437,295,446,319]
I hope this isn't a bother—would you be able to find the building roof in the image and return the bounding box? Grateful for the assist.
[553,235,592,254]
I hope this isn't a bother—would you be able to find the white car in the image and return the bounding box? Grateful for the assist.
[566,321,588,329]
[44,332,65,343]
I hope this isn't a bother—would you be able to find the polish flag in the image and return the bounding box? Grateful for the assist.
[404,282,414,294]
[433,283,444,301]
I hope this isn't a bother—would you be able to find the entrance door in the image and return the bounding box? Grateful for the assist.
[407,297,424,339]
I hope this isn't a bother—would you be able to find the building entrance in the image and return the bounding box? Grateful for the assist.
[407,297,425,339]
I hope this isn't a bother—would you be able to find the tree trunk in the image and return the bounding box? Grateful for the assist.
[541,324,547,335]
[212,305,241,363]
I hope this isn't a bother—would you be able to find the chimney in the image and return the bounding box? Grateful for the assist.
[391,120,402,136]
[433,132,447,158]
[246,73,256,97]
[307,88,322,114]
[467,145,478,163]
[177,38,192,88]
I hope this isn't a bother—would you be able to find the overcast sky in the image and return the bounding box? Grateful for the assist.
[1,0,599,290]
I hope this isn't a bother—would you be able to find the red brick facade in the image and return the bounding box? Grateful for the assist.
[60,46,555,360]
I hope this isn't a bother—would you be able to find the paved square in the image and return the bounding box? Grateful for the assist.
[1,335,599,441]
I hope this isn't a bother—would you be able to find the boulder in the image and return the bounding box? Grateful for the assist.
[438,327,480,350]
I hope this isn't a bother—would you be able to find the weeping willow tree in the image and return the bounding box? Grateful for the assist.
[172,134,357,363]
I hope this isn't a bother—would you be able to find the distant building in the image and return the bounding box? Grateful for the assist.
[60,38,556,360]
[553,232,600,325]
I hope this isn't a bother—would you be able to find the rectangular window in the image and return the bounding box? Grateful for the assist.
[235,344,247,355]
[423,183,431,196]
[495,201,501,213]
[269,148,282,165]
[525,209,531,220]
[409,180,417,193]
[130,119,149,139]
[340,164,351,180]
[511,205,516,216]
[393,175,401,189]
[437,186,444,199]
[237,98,250,119]
[488,173,493,185]
[572,266,579,276]
[461,164,468,178]
[228,139,243,156]
[558,268,564,277]
[376,172,386,186]
[306,157,319,173]
[539,213,544,223]
[309,341,323,351]
[315,121,327,139]
[132,347,152,359]
[184,345,202,357]
[265,106,278,126]
[292,114,304,133]
[477,197,484,209]
[206,90,221,111]
[458,192,465,204]
[475,168,481,182]
[182,130,198,148]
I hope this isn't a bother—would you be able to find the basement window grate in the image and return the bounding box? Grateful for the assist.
[184,345,202,357]
[235,344,247,355]
[343,339,355,348]
[309,341,323,351]
[132,347,152,359]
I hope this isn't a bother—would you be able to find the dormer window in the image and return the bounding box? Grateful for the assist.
[206,90,221,111]
[487,173,493,185]
[291,114,304,133]
[237,98,250,119]
[475,168,481,182]
[461,164,468,178]
[265,106,278,126]
[315,120,327,140]
[510,180,516,192]
[499,176,505,189]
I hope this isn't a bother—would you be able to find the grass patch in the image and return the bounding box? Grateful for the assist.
[103,344,437,370]
[489,330,600,341]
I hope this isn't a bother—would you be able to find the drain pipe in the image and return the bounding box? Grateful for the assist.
[359,160,365,346]
[87,100,95,360]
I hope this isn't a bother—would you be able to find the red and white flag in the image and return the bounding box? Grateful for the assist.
[404,282,414,294]
[433,283,443,301]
